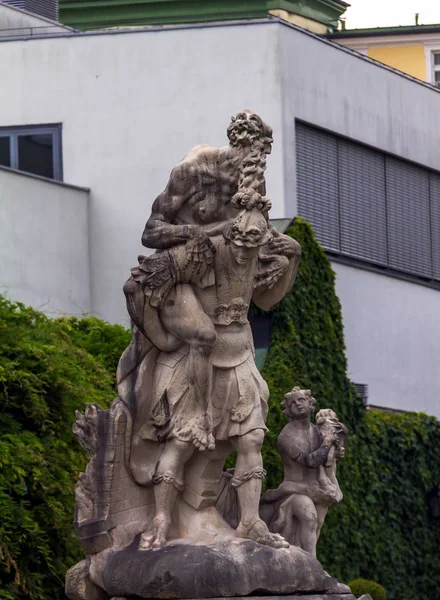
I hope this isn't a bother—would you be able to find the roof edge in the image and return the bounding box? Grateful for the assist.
[0,15,439,96]
[0,164,90,192]
[0,1,76,30]
[329,23,440,38]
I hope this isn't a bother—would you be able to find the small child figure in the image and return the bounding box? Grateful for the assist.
[315,408,347,468]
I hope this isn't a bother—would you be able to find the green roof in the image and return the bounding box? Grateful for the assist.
[329,22,440,38]
[59,0,349,31]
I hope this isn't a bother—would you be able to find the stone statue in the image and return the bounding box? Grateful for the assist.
[121,109,300,552]
[66,111,356,600]
[260,387,347,556]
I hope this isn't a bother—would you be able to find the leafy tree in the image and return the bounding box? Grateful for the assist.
[0,299,129,599]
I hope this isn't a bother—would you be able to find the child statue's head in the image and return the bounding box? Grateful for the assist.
[281,386,316,420]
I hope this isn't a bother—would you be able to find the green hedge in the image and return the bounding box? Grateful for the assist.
[259,218,440,600]
[260,218,364,489]
[1,218,439,600]
[348,578,387,600]
[0,299,130,600]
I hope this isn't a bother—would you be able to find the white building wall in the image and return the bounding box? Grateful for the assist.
[0,23,284,324]
[278,23,440,217]
[0,21,439,416]
[277,24,440,418]
[0,167,90,315]
[332,263,440,417]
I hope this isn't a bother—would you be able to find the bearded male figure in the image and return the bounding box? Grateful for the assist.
[67,112,358,600]
[117,110,301,551]
[128,110,300,452]
[135,198,294,549]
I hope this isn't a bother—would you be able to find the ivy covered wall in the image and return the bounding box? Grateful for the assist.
[260,218,440,600]
[0,218,439,600]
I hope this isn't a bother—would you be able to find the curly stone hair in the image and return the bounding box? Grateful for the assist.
[227,109,273,213]
[281,387,316,414]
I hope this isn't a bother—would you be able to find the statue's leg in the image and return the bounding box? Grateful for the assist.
[270,497,297,545]
[161,284,217,451]
[315,504,328,542]
[279,494,319,555]
[139,439,195,549]
[231,429,289,549]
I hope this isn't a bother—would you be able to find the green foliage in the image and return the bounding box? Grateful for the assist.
[1,218,440,600]
[348,578,387,600]
[322,410,440,600]
[260,218,440,600]
[0,297,130,600]
[260,218,364,489]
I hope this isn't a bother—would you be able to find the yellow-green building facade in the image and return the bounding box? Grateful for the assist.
[330,24,440,85]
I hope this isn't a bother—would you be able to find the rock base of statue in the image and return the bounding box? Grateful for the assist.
[66,538,354,600]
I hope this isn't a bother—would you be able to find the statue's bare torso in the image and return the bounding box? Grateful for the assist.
[143,145,245,249]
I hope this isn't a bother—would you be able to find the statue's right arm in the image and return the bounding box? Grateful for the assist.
[278,435,330,469]
[142,162,198,249]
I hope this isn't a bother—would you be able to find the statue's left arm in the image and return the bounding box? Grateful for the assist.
[252,228,301,311]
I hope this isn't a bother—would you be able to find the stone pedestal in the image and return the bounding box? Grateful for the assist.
[186,597,357,600]
[66,539,353,600]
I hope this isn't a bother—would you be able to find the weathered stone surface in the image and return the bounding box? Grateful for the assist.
[92,539,351,599]
[107,596,358,600]
[66,111,351,600]
[184,596,357,600]
[260,387,348,557]
[65,559,107,600]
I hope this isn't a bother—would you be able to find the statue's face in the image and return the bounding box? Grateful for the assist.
[229,210,268,248]
[285,391,313,419]
[335,446,345,459]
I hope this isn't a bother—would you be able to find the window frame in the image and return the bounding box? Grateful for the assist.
[0,123,63,181]
[432,51,440,85]
[424,45,440,86]
[295,119,440,288]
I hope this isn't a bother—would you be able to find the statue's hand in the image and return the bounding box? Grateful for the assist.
[184,229,216,275]
[262,234,301,259]
[318,485,341,505]
[72,403,99,457]
[254,256,289,290]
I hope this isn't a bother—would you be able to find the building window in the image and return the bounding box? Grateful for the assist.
[433,52,440,86]
[0,124,62,181]
[296,121,440,283]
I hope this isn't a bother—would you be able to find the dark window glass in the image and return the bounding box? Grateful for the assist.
[18,133,54,178]
[296,122,439,283]
[386,157,432,278]
[0,136,11,168]
[429,173,440,281]
[435,70,440,83]
[338,139,387,265]
[434,53,440,65]
[296,123,340,252]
